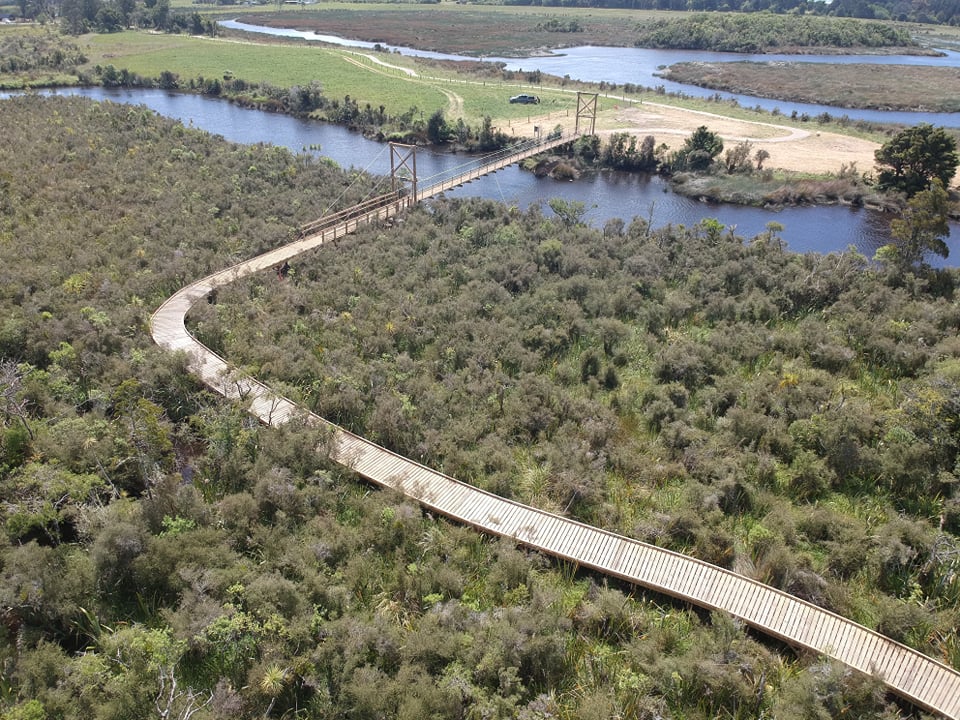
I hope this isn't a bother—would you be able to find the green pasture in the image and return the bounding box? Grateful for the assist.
[81,28,871,139]
[81,32,450,114]
[79,30,614,124]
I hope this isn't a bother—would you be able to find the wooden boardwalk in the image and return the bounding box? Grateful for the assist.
[150,144,960,720]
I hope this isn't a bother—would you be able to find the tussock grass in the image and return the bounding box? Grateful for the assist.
[663,60,960,113]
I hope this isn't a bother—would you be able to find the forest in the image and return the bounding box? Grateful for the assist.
[1,93,959,719]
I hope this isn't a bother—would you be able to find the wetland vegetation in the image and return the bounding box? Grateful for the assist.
[661,61,960,113]
[1,89,960,720]
[2,7,960,719]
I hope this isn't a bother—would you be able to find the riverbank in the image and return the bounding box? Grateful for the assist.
[0,22,929,208]
[668,170,894,210]
[208,18,915,184]
[60,23,892,181]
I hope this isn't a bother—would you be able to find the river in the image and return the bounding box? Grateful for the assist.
[31,86,958,265]
[219,19,960,128]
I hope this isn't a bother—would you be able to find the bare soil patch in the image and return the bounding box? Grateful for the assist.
[661,62,960,112]
[508,101,880,176]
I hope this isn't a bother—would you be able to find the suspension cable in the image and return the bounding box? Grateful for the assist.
[315,141,392,218]
[415,137,545,187]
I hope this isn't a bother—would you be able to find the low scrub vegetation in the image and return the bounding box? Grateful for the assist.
[211,126,960,689]
[1,92,958,720]
[670,162,886,208]
[0,26,87,88]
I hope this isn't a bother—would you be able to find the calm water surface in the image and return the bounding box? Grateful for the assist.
[26,87,960,266]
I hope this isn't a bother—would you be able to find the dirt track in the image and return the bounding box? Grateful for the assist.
[509,101,880,176]
[336,50,881,177]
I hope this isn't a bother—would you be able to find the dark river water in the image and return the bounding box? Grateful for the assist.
[23,85,959,266]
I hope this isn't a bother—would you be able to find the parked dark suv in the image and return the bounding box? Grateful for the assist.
[509,94,540,104]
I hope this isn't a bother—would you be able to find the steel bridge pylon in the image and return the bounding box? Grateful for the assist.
[390,142,418,203]
[574,91,599,136]
[389,109,591,207]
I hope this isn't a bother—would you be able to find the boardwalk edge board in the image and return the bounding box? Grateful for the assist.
[150,147,960,720]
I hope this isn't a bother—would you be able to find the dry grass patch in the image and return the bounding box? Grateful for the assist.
[231,5,681,57]
[661,61,960,112]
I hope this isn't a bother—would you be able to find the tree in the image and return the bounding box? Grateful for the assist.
[59,0,92,34]
[874,124,958,197]
[754,148,770,171]
[0,360,33,440]
[95,3,123,32]
[426,109,448,145]
[723,140,753,174]
[882,179,951,266]
[638,135,658,170]
[547,198,587,227]
[676,125,723,171]
[150,0,170,29]
[258,664,290,716]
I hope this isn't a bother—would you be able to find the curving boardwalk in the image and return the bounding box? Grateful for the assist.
[151,156,960,719]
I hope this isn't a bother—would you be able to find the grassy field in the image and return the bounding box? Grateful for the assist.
[661,60,960,112]
[76,27,895,145]
[78,30,620,123]
[83,32,448,113]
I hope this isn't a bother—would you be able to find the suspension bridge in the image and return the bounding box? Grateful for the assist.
[151,101,960,719]
[295,129,581,240]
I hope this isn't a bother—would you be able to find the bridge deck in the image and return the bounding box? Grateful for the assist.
[416,133,578,200]
[150,141,960,720]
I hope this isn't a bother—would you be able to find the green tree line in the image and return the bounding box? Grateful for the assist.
[632,14,916,52]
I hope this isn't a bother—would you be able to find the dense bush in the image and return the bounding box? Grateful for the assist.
[1,95,957,719]
[0,29,87,76]
[633,14,915,52]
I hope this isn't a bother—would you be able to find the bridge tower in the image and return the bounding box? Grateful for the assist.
[574,91,599,136]
[390,143,418,202]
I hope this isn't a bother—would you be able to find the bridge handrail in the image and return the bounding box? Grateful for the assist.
[300,189,405,237]
[416,131,579,201]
